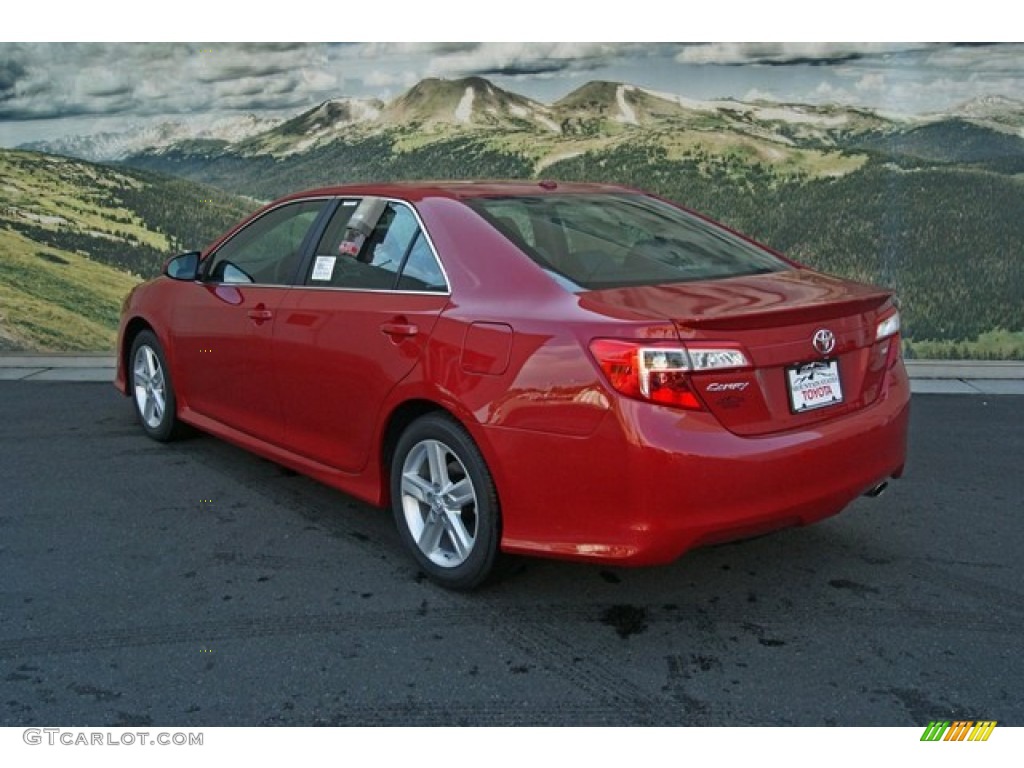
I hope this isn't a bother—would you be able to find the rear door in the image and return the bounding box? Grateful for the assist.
[273,198,450,472]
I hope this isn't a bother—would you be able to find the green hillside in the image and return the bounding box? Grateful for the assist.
[0,149,256,351]
[852,120,1024,170]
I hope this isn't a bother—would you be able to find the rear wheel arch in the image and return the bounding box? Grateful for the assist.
[379,398,495,503]
[381,400,457,501]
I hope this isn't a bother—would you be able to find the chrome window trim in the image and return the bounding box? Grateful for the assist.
[208,285,447,297]
[284,285,451,297]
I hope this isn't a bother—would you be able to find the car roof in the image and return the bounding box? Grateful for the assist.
[275,179,639,204]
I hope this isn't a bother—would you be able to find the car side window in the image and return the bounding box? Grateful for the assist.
[396,232,446,292]
[206,200,327,285]
[306,200,447,292]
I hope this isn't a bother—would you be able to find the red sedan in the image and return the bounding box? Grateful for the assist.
[115,181,909,589]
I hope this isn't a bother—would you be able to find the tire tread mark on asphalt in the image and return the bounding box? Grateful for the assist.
[494,620,673,725]
[300,700,639,726]
[501,603,1024,637]
[903,556,1024,614]
[664,654,714,726]
[0,611,439,660]
[0,606,628,660]
[211,549,344,572]
[4,600,1020,662]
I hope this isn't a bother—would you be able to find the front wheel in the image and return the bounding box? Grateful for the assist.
[390,414,501,590]
[129,330,182,442]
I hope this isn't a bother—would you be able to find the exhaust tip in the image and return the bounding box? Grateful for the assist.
[864,481,888,498]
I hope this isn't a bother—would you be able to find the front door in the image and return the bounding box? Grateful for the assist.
[171,199,329,441]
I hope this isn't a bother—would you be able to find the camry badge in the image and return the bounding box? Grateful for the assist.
[813,329,836,356]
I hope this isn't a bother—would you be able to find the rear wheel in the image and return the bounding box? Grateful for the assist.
[129,330,182,442]
[390,414,500,590]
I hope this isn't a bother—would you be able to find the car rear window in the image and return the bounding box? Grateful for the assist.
[466,193,789,290]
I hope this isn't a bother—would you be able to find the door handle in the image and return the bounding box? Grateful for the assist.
[247,306,273,324]
[380,321,418,339]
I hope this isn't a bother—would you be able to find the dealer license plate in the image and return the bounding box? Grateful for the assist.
[786,360,844,413]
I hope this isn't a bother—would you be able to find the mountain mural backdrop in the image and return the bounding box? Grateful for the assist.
[6,76,1024,357]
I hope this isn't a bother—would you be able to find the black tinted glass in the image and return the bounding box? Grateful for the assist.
[307,200,446,292]
[206,200,327,285]
[467,193,788,290]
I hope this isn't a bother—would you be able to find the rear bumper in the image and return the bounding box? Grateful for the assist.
[488,367,910,565]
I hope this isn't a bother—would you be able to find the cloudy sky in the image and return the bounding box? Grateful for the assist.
[2,42,1023,147]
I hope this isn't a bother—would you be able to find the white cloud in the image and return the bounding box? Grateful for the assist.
[424,42,646,78]
[0,43,340,120]
[812,81,855,104]
[364,69,420,88]
[921,44,1024,73]
[855,73,886,92]
[299,70,338,91]
[676,42,935,67]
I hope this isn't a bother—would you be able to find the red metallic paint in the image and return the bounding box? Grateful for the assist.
[271,289,448,472]
[116,181,910,568]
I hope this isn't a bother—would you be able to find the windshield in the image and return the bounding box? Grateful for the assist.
[466,193,789,290]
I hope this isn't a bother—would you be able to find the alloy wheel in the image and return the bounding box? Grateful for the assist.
[133,344,167,430]
[399,439,479,568]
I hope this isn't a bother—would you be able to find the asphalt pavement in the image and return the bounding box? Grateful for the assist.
[0,381,1021,726]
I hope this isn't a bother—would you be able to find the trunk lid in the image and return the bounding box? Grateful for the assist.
[581,268,898,435]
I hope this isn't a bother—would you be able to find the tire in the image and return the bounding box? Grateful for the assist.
[129,330,182,442]
[390,413,501,590]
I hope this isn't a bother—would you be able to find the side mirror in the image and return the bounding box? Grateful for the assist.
[164,251,200,281]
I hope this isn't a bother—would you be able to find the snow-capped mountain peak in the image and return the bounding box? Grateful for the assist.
[20,114,282,162]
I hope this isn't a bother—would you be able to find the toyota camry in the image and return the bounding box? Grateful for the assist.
[115,181,910,589]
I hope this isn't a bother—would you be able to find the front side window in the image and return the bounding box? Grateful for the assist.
[466,193,789,290]
[205,200,327,285]
[305,199,447,292]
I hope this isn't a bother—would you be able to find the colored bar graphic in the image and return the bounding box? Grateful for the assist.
[920,720,996,742]
[921,721,950,741]
[944,721,971,741]
[968,721,997,741]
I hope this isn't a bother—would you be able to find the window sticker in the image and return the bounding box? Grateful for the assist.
[311,255,336,281]
[341,200,358,207]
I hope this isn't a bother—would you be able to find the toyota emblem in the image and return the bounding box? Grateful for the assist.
[812,329,836,356]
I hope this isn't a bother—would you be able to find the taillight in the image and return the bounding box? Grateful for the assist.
[637,346,699,409]
[882,334,901,370]
[875,311,902,370]
[589,339,750,411]
[875,311,900,341]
